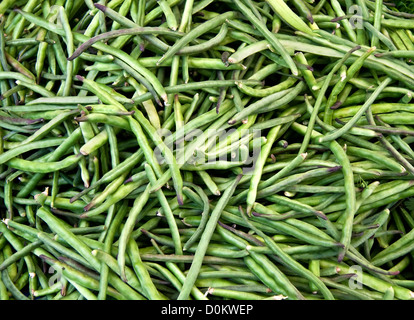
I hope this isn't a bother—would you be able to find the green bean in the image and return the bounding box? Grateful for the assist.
[245,125,280,214]
[9,110,79,149]
[177,174,241,300]
[77,77,163,177]
[319,77,392,143]
[346,146,406,173]
[324,47,376,125]
[0,222,37,299]
[58,7,74,97]
[0,240,42,272]
[182,184,210,251]
[4,52,35,81]
[366,109,414,175]
[133,108,183,204]
[126,238,165,300]
[217,224,303,299]
[249,205,340,247]
[79,178,145,218]
[239,207,335,300]
[371,226,414,267]
[6,154,82,174]
[266,0,313,34]
[128,79,161,129]
[76,113,131,131]
[116,184,150,281]
[131,79,256,106]
[0,0,14,14]
[237,76,297,98]
[179,24,229,55]
[1,244,18,281]
[321,260,414,300]
[255,166,342,199]
[70,149,144,203]
[234,0,298,76]
[259,152,307,190]
[37,207,145,299]
[229,82,305,124]
[117,185,149,281]
[69,27,182,61]
[265,194,327,220]
[1,269,30,300]
[205,287,273,300]
[15,128,82,198]
[94,211,116,298]
[84,173,130,211]
[158,0,178,30]
[40,255,124,300]
[0,138,63,165]
[228,40,271,65]
[14,79,55,98]
[16,8,168,104]
[157,11,236,65]
[90,249,144,296]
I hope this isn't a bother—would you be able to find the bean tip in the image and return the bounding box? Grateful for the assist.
[337,249,346,262]
[156,56,165,66]
[67,54,76,61]
[329,166,342,173]
[94,3,106,11]
[124,177,133,184]
[244,204,253,217]
[83,202,94,212]
[336,242,345,249]
[227,57,236,64]
[177,195,184,206]
[330,16,343,22]
[316,210,328,220]
[79,149,89,156]
[331,101,342,110]
[350,45,362,54]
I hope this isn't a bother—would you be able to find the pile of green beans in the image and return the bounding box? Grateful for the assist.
[1,0,414,301]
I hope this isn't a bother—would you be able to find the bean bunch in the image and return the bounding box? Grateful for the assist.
[1,0,414,301]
